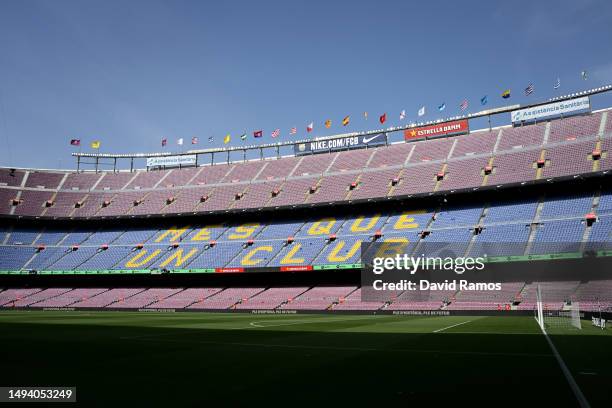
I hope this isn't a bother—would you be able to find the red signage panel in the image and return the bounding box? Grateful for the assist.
[280,265,314,272]
[404,119,469,141]
[215,267,245,273]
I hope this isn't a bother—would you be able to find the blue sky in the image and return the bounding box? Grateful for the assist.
[1,0,611,169]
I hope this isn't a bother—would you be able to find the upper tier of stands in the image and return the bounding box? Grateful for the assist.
[1,110,611,218]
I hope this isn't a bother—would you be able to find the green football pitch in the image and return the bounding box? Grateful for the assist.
[0,311,610,407]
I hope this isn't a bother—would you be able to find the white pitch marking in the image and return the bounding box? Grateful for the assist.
[433,320,472,333]
[540,325,590,408]
[435,331,538,336]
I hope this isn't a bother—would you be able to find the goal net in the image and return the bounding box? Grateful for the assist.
[534,284,581,331]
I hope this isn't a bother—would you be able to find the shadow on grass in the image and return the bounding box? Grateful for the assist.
[2,320,609,407]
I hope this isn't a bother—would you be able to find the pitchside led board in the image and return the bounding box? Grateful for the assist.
[293,133,386,155]
[511,96,591,124]
[404,119,469,141]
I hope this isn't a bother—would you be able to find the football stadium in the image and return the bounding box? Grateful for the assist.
[1,1,611,406]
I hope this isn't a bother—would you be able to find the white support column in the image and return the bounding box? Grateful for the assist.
[56,172,70,190]
[20,171,29,188]
[90,173,105,191]
[597,111,608,139]
[492,128,503,153]
[542,122,552,145]
[8,190,21,216]
[403,144,416,166]
[446,138,458,160]
[152,170,173,189]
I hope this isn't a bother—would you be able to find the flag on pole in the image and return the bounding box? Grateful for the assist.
[438,103,446,112]
[90,141,101,149]
[399,110,406,120]
[581,70,588,80]
[161,138,167,147]
[459,99,468,112]
[379,113,386,124]
[342,116,350,126]
[501,89,511,99]
[363,112,368,120]
[325,119,332,128]
[271,129,280,138]
[307,122,314,133]
[70,139,81,146]
[418,106,425,117]
[480,95,488,106]
[177,138,184,146]
[240,133,247,141]
[223,134,231,144]
[554,77,561,89]
[191,137,198,145]
[524,83,534,96]
[253,130,263,138]
[290,127,297,135]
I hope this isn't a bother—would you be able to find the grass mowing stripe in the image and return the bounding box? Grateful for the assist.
[119,336,554,358]
[246,316,386,329]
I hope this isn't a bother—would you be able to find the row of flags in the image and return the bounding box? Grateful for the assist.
[70,71,590,148]
[411,73,584,118]
[70,139,100,149]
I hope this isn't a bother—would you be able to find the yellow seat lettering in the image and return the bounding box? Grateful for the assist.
[350,215,381,232]
[327,240,361,262]
[159,248,199,268]
[125,249,161,268]
[191,225,222,242]
[393,210,426,230]
[154,226,190,243]
[307,218,336,235]
[241,246,273,266]
[229,223,260,240]
[374,238,410,258]
[280,244,305,265]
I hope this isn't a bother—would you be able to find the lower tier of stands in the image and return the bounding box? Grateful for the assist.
[1,283,610,312]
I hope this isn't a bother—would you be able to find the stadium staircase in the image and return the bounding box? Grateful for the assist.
[229,287,268,310]
[464,204,488,257]
[275,287,312,310]
[524,198,545,255]
[104,288,148,308]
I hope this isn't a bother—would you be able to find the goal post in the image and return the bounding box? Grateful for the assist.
[535,284,581,331]
[570,303,581,330]
[535,284,545,330]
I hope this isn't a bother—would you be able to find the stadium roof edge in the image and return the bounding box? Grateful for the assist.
[71,85,612,162]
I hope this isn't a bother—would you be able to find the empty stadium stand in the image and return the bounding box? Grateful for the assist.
[1,110,610,219]
[1,106,610,315]
[2,282,609,312]
[0,188,610,273]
